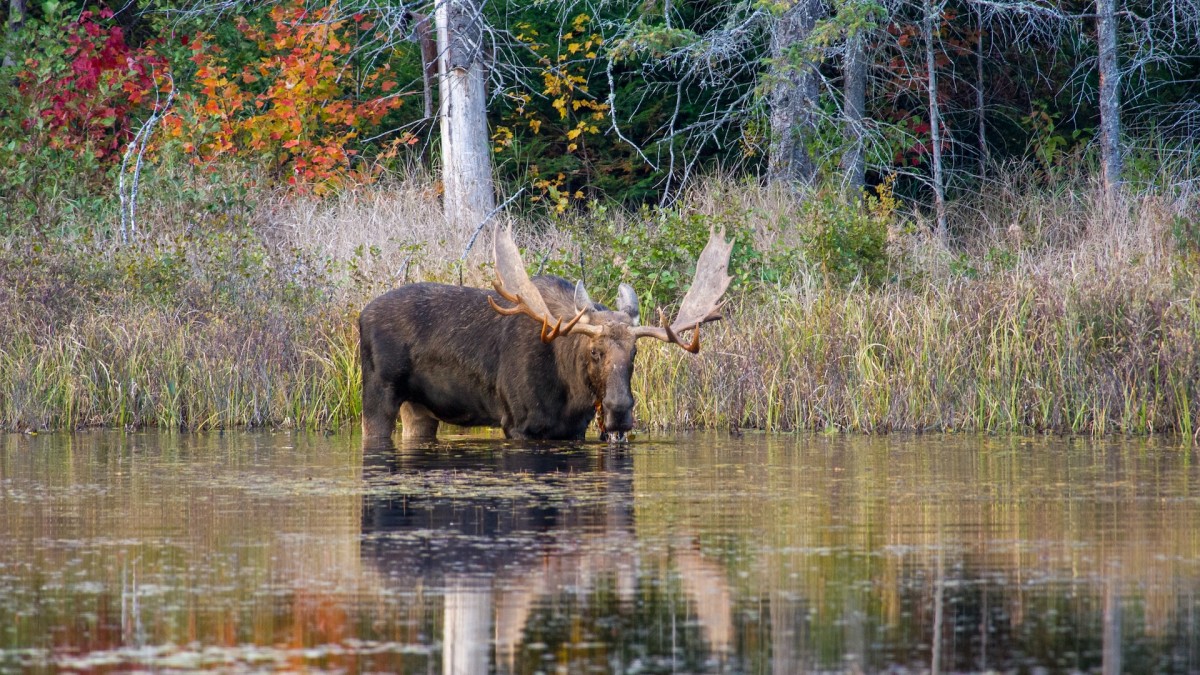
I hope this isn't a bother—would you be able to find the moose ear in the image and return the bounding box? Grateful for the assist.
[617,283,640,325]
[574,280,595,312]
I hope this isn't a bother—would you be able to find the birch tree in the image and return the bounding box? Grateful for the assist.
[436,0,495,230]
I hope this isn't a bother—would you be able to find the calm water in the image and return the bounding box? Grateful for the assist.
[1,432,1198,673]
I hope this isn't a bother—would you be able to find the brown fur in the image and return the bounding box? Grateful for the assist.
[359,277,638,441]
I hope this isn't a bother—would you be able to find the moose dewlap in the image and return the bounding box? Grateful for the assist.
[358,225,733,442]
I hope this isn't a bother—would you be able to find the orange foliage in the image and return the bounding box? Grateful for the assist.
[163,0,409,192]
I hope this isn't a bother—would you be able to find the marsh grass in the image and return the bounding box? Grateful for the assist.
[633,171,1200,435]
[0,311,358,431]
[1,169,1198,435]
[634,277,1200,434]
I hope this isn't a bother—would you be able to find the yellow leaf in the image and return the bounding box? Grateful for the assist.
[567,128,582,140]
[568,43,580,54]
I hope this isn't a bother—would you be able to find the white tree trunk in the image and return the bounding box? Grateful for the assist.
[768,0,822,186]
[841,31,867,193]
[924,0,947,241]
[436,0,495,231]
[1097,0,1122,198]
[1102,581,1122,675]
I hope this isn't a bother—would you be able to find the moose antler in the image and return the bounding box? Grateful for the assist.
[631,225,734,353]
[490,224,602,343]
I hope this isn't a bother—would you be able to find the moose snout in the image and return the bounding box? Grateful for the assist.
[602,393,635,434]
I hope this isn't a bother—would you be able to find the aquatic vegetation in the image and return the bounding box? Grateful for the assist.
[634,276,1200,433]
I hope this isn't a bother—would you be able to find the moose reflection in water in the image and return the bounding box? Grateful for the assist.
[360,442,739,673]
[1,432,1199,672]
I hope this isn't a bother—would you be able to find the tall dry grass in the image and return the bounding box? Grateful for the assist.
[633,174,1200,435]
[259,173,581,299]
[1,169,1197,435]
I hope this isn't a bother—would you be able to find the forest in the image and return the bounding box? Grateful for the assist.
[1,0,1199,435]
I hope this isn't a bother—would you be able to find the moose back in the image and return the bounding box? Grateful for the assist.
[359,225,733,442]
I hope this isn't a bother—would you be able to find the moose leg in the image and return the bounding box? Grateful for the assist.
[362,366,401,438]
[400,401,440,440]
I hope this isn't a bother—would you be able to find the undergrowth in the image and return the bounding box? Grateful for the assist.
[1,168,1198,436]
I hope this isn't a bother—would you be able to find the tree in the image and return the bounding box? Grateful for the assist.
[436,0,495,230]
[3,0,26,68]
[924,0,946,239]
[768,0,824,186]
[974,4,986,179]
[840,26,867,192]
[1095,0,1121,198]
[829,0,882,193]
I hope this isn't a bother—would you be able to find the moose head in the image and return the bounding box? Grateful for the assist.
[488,224,734,441]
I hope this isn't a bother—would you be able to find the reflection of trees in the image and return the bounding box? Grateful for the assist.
[360,444,738,674]
[3,432,1199,672]
[634,434,1200,672]
[0,433,744,671]
[0,432,376,663]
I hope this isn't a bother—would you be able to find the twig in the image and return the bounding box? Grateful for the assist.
[119,71,175,244]
[460,186,527,261]
[457,186,527,285]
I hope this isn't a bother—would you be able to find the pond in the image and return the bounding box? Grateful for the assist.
[1,431,1198,673]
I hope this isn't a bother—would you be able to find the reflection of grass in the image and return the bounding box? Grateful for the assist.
[3,432,1198,671]
[364,468,614,508]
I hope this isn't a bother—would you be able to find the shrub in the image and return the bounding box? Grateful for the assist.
[160,0,410,192]
[0,6,167,234]
[804,182,892,288]
[541,203,784,315]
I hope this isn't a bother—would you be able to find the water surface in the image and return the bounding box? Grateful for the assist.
[1,432,1198,672]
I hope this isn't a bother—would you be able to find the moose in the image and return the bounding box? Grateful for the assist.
[358,224,733,442]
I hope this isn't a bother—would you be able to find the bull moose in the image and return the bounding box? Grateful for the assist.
[358,224,733,442]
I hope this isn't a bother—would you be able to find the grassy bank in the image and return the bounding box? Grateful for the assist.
[2,171,1198,436]
[636,279,1200,434]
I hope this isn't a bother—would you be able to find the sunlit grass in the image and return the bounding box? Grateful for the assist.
[634,274,1200,435]
[0,313,358,431]
[1,170,1198,435]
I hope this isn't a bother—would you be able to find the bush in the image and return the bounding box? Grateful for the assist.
[803,184,892,288]
[541,202,791,316]
[0,6,167,235]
